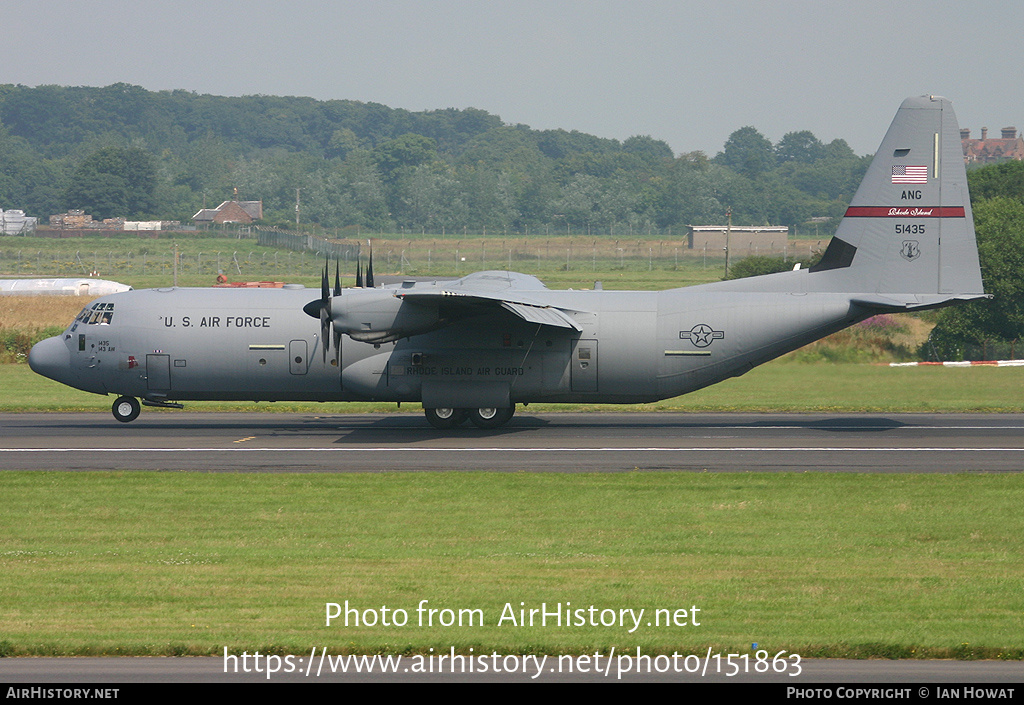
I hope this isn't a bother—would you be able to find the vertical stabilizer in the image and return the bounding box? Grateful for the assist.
[810,95,984,303]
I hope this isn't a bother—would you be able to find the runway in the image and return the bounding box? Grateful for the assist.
[2,411,1024,472]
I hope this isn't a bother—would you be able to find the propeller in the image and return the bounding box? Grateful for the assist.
[304,253,387,359]
[332,260,343,363]
[319,257,332,363]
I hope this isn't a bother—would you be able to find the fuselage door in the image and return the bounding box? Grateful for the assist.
[571,338,598,392]
[289,340,308,375]
[146,354,171,390]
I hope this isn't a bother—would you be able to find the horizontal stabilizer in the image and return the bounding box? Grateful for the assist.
[851,292,991,312]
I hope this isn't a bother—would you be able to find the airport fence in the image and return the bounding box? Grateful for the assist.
[0,232,825,282]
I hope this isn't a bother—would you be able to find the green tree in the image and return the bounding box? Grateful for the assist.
[622,135,674,163]
[775,130,824,164]
[326,127,361,160]
[64,146,157,218]
[967,160,1024,203]
[716,126,775,178]
[725,251,822,280]
[822,138,857,160]
[925,197,1024,358]
[373,133,438,182]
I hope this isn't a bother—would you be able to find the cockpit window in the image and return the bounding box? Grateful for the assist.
[73,303,116,327]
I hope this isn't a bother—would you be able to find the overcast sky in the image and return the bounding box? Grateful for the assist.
[3,0,1021,156]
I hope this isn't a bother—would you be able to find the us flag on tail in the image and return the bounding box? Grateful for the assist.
[892,165,928,183]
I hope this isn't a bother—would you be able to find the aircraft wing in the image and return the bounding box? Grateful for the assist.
[395,271,584,331]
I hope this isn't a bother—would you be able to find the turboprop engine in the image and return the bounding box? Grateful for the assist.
[324,288,441,344]
[302,258,444,354]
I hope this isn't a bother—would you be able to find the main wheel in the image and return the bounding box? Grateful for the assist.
[112,396,141,423]
[467,405,515,429]
[424,407,467,430]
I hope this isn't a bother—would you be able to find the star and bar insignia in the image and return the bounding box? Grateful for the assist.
[680,323,725,348]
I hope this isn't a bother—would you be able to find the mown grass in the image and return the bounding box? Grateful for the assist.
[1,472,1021,658]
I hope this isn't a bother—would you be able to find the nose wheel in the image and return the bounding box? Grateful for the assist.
[112,396,141,423]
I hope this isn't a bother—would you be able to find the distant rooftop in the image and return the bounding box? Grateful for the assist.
[961,126,1024,164]
[193,199,263,224]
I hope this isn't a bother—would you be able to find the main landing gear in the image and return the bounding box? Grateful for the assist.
[424,405,515,430]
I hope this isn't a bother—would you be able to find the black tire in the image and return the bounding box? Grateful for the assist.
[424,407,467,430]
[467,406,514,429]
[112,396,141,423]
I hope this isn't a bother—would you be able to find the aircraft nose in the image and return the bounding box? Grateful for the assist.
[29,336,70,383]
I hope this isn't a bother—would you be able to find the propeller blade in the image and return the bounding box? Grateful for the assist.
[330,259,343,366]
[366,249,375,288]
[320,260,331,362]
[356,259,363,288]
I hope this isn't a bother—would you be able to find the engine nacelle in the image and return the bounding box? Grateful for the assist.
[330,290,441,344]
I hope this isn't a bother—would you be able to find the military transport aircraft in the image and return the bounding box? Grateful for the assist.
[29,96,986,428]
[1,278,131,297]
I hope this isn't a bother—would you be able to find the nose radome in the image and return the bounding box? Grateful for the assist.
[29,336,70,384]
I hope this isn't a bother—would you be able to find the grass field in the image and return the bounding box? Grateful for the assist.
[2,472,1022,658]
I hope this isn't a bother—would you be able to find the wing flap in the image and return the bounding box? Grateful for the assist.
[500,301,581,330]
[395,272,585,332]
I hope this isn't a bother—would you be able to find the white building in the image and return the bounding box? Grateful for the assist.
[0,209,38,235]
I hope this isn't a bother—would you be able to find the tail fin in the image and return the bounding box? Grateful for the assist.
[810,95,985,307]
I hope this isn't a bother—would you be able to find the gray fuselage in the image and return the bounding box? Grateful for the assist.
[33,277,866,407]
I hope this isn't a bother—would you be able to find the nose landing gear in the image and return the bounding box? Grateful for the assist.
[112,396,141,423]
